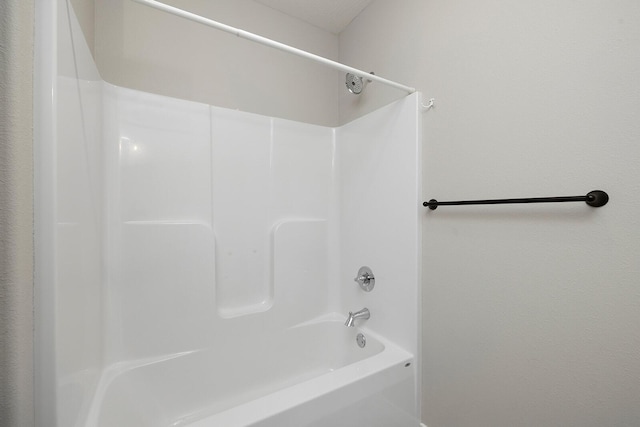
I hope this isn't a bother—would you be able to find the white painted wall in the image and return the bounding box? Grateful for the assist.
[94,0,340,126]
[340,1,640,426]
[0,1,34,426]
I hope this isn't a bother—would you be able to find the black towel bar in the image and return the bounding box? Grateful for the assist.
[423,190,608,210]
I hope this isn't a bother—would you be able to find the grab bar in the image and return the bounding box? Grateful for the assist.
[423,190,609,210]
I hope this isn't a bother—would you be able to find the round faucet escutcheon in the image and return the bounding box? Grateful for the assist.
[353,266,375,292]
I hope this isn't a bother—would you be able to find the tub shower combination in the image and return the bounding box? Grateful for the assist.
[34,1,422,426]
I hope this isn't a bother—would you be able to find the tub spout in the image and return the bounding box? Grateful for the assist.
[344,308,370,327]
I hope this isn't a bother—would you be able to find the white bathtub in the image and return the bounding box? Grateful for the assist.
[86,318,418,427]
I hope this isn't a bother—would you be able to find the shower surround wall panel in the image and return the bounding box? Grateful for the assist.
[35,0,105,425]
[210,108,334,317]
[36,1,421,426]
[104,87,334,363]
[338,95,422,369]
[104,86,216,362]
[210,109,272,316]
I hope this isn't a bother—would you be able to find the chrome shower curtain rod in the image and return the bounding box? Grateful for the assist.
[131,0,416,94]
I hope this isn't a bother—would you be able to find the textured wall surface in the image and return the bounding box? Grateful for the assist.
[340,1,640,426]
[0,1,35,426]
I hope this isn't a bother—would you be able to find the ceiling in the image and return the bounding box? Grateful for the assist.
[253,0,373,34]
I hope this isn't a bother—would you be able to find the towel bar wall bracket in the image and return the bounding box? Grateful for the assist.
[423,190,609,210]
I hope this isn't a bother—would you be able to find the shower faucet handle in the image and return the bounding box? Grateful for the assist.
[353,266,375,292]
[354,272,373,282]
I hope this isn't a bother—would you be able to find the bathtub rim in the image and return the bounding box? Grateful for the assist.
[179,329,414,427]
[84,313,412,426]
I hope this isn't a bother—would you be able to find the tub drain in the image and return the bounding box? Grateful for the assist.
[356,333,366,348]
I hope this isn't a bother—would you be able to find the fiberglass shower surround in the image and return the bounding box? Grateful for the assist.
[34,1,421,426]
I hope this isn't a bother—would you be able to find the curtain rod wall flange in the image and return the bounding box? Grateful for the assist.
[131,0,416,94]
